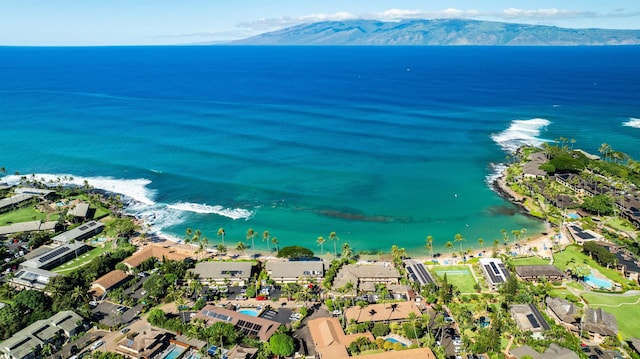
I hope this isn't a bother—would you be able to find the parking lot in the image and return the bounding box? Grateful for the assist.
[91,301,143,328]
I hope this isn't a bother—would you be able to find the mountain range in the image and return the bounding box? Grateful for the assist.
[231,19,640,46]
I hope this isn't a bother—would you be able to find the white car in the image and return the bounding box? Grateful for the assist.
[90,340,104,350]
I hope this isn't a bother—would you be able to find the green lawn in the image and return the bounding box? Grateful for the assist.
[605,217,636,232]
[51,243,112,273]
[553,245,631,285]
[0,207,59,226]
[566,281,584,291]
[433,265,477,293]
[582,292,640,339]
[511,257,550,266]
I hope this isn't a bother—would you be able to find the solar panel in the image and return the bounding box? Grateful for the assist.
[38,246,71,263]
[526,313,540,328]
[499,264,510,279]
[88,222,97,227]
[79,226,88,231]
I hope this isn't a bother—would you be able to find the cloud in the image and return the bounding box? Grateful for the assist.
[502,8,596,19]
[238,11,357,31]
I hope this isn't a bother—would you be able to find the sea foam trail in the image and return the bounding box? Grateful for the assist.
[485,163,508,187]
[622,117,640,128]
[167,202,253,220]
[491,118,551,154]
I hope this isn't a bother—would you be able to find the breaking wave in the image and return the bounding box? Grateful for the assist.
[491,118,551,154]
[622,117,640,128]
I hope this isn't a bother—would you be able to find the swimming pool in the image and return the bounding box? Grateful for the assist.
[567,213,580,220]
[238,308,259,316]
[385,338,406,346]
[585,271,612,290]
[160,344,188,359]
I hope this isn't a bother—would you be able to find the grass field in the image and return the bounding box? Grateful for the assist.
[51,243,111,273]
[433,265,477,293]
[582,292,640,339]
[553,245,631,285]
[0,207,59,226]
[511,257,550,266]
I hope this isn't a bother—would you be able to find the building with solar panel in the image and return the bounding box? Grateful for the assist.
[479,258,510,290]
[510,304,550,336]
[21,240,89,271]
[403,259,436,286]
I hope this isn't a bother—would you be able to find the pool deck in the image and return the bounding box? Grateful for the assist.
[382,334,412,346]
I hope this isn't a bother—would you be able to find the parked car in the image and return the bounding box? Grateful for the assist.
[120,327,130,334]
[90,340,104,350]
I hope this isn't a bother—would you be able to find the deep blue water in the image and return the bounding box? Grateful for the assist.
[1,46,639,255]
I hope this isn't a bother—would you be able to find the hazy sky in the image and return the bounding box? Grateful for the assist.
[1,0,639,45]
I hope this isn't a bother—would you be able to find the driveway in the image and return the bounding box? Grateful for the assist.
[293,304,331,357]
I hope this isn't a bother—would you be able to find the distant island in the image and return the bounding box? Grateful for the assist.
[231,19,640,46]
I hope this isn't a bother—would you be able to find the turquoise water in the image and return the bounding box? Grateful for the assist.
[584,271,613,290]
[161,345,188,359]
[1,46,639,255]
[567,213,580,220]
[238,308,259,317]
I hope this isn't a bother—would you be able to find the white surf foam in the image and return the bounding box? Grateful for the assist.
[3,173,254,241]
[491,118,551,154]
[167,202,253,220]
[485,163,508,186]
[622,117,640,129]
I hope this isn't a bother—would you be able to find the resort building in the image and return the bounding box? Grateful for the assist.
[510,304,550,336]
[90,269,131,299]
[403,259,436,286]
[50,220,104,245]
[0,194,35,214]
[515,265,565,282]
[332,263,401,293]
[308,317,436,359]
[583,308,618,339]
[67,201,91,221]
[123,244,193,270]
[21,241,88,270]
[545,297,579,332]
[188,261,254,285]
[265,260,325,283]
[14,188,55,197]
[114,326,174,359]
[9,267,58,291]
[566,225,604,245]
[479,258,510,290]
[344,301,422,324]
[0,310,83,359]
[193,305,280,341]
[0,221,58,237]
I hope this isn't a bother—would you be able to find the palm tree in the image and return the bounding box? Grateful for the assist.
[454,233,465,253]
[184,227,193,245]
[511,229,521,243]
[408,311,419,342]
[262,230,270,252]
[445,241,453,264]
[235,241,247,255]
[477,237,484,250]
[342,242,353,259]
[217,228,225,246]
[329,231,339,257]
[246,228,256,258]
[426,235,434,258]
[271,237,279,252]
[199,237,209,259]
[493,239,500,253]
[317,236,326,255]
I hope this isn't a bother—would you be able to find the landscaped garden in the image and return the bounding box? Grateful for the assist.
[0,207,58,226]
[51,242,113,273]
[511,256,550,266]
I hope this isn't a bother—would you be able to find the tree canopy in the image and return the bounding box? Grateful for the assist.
[269,333,295,357]
[276,245,314,259]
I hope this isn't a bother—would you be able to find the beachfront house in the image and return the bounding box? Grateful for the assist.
[332,263,401,294]
[0,311,83,359]
[265,260,325,283]
[188,261,254,285]
[522,152,547,179]
[479,258,510,290]
[403,259,436,286]
[515,265,565,283]
[123,244,193,271]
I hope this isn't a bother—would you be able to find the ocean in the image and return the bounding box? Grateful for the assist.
[1,46,639,255]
